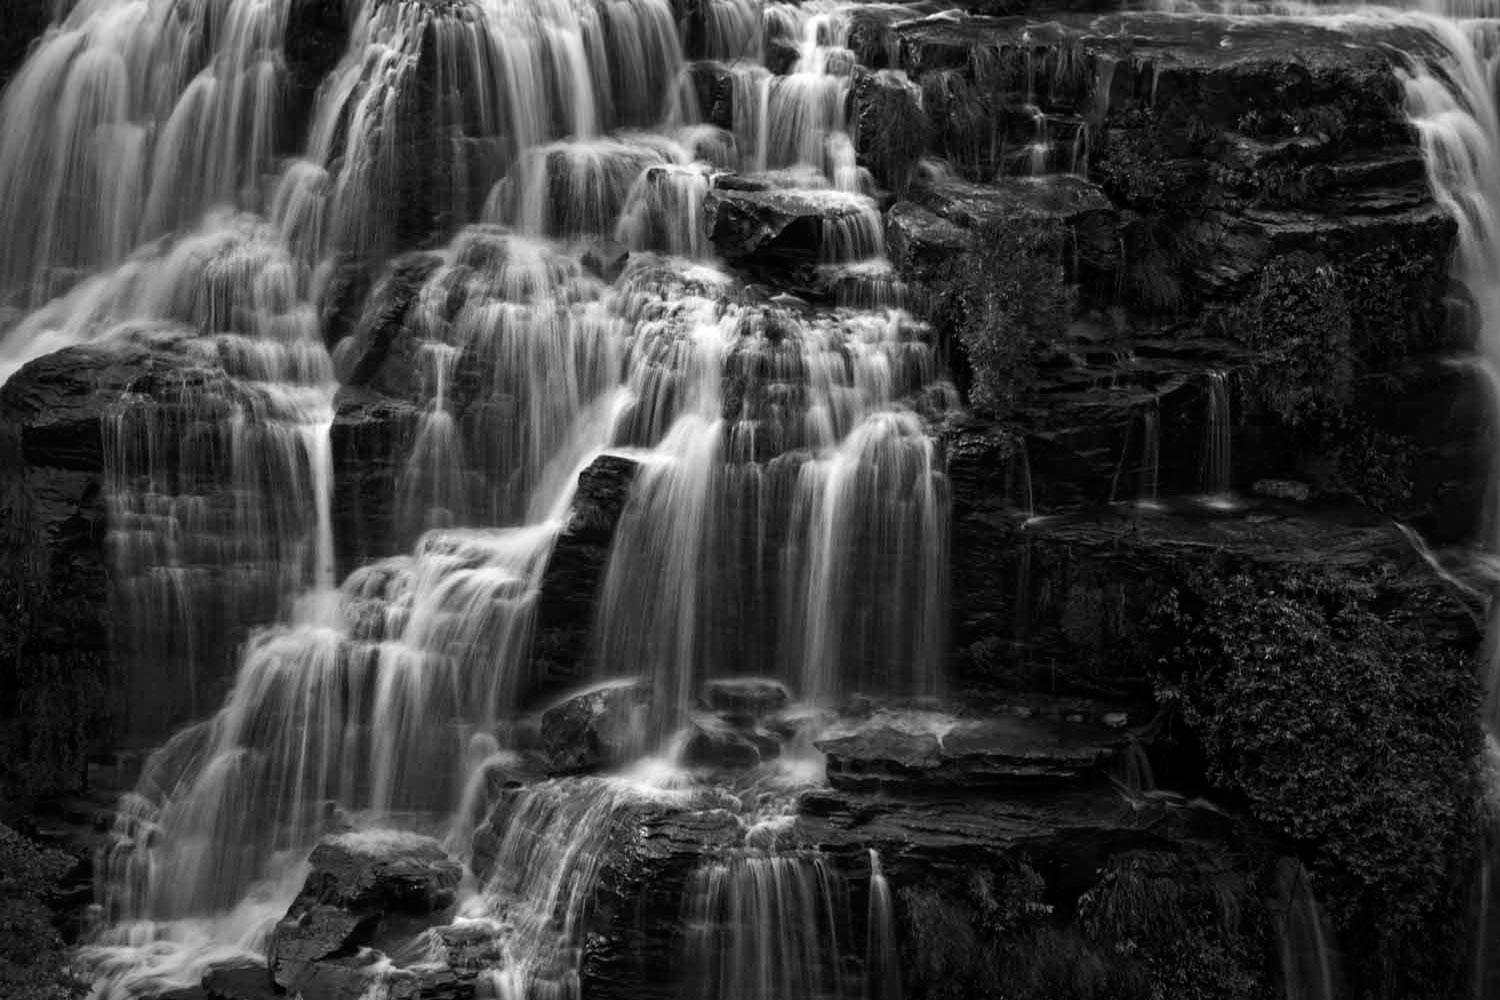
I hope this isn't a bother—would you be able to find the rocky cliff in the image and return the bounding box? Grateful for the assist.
[0,5,1487,1000]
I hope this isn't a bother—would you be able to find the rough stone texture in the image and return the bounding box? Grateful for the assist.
[816,715,1122,793]
[583,802,747,1000]
[948,489,1479,699]
[202,959,279,1000]
[539,679,652,774]
[331,388,418,572]
[705,185,873,263]
[699,677,791,719]
[0,339,223,749]
[528,455,640,700]
[269,832,463,998]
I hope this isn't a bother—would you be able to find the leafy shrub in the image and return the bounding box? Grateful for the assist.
[1232,252,1353,427]
[1151,567,1481,997]
[926,217,1073,418]
[901,855,1268,1000]
[0,824,81,1000]
[1078,850,1268,1000]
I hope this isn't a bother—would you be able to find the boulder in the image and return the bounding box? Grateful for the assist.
[331,388,418,570]
[270,832,463,996]
[687,61,734,130]
[681,716,781,770]
[202,959,278,1000]
[699,677,790,719]
[884,201,972,275]
[539,678,652,774]
[582,238,630,283]
[704,185,882,268]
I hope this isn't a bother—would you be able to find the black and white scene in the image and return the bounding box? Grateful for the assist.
[0,0,1496,998]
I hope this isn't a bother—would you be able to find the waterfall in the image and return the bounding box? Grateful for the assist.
[1271,858,1341,1000]
[0,0,963,995]
[865,850,901,1000]
[1199,370,1232,499]
[1399,13,1500,993]
[682,850,851,1000]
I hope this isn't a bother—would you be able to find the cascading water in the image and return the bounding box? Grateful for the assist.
[1397,10,1500,993]
[1199,370,1232,500]
[0,0,958,996]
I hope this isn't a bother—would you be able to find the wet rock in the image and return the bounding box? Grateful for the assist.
[299,832,462,913]
[331,389,418,570]
[582,238,631,282]
[334,252,445,394]
[584,802,747,1000]
[700,677,790,719]
[952,497,1479,699]
[916,176,1116,238]
[884,201,972,275]
[539,679,652,774]
[681,715,781,769]
[687,61,734,130]
[704,185,878,268]
[270,832,463,996]
[529,455,641,700]
[816,717,1120,794]
[202,958,278,1000]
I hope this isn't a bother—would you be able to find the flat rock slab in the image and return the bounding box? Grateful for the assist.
[815,714,1122,793]
[916,176,1115,231]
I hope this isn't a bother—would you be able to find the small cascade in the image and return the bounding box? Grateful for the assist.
[1401,19,1500,992]
[0,0,294,306]
[1138,402,1161,505]
[682,849,852,1000]
[461,773,696,1000]
[0,0,964,994]
[1271,859,1341,1000]
[865,850,901,1000]
[1112,737,1157,805]
[1199,370,1232,499]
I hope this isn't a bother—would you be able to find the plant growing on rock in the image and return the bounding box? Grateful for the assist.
[1232,252,1353,427]
[0,823,81,1000]
[927,216,1073,418]
[1150,567,1481,999]
[853,73,932,196]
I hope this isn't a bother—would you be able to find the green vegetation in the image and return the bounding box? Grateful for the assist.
[1151,567,1481,998]
[0,824,82,1000]
[925,217,1072,418]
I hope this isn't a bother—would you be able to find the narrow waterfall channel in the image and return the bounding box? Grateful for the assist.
[0,0,1497,998]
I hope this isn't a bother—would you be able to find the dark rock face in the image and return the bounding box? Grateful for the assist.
[529,455,640,699]
[816,715,1122,793]
[705,185,875,264]
[539,679,652,774]
[582,238,631,282]
[0,0,51,85]
[699,676,790,719]
[202,959,278,1000]
[269,833,464,999]
[331,389,418,573]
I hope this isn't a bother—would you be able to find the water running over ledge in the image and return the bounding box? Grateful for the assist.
[0,0,1496,997]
